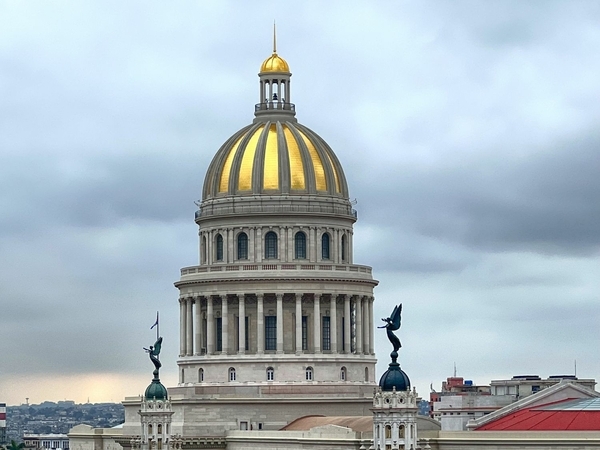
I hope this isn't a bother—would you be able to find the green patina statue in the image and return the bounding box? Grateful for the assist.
[144,336,163,373]
[378,304,402,361]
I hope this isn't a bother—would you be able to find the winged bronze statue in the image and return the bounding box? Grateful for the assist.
[378,304,402,353]
[144,336,163,372]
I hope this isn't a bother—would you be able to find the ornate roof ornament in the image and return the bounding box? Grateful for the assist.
[378,304,411,391]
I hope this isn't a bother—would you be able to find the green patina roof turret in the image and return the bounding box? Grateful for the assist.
[378,304,411,391]
[145,371,168,400]
[144,334,167,400]
[379,361,411,392]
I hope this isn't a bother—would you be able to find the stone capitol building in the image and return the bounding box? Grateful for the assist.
[141,38,380,435]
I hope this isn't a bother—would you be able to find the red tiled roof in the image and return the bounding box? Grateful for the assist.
[477,398,600,431]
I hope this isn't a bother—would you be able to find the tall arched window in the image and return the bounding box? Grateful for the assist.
[399,424,405,438]
[237,232,248,260]
[340,366,347,381]
[385,425,392,439]
[198,368,204,383]
[215,234,223,261]
[321,233,330,260]
[228,367,236,382]
[202,235,207,264]
[266,367,274,381]
[305,366,313,381]
[341,234,347,261]
[294,231,306,259]
[365,366,369,382]
[265,231,278,259]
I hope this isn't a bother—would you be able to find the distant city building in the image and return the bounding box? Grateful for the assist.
[23,434,69,450]
[430,374,598,431]
[490,374,596,398]
[430,377,513,430]
[0,403,6,445]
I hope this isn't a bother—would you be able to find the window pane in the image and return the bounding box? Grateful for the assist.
[322,316,330,351]
[302,316,308,350]
[216,234,223,261]
[265,232,278,259]
[295,232,306,259]
[245,316,249,351]
[265,316,277,350]
[237,233,248,260]
[216,318,222,352]
[321,233,330,259]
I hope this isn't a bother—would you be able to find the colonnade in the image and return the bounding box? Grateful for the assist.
[179,293,375,357]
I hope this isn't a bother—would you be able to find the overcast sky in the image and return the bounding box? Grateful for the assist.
[1,1,599,405]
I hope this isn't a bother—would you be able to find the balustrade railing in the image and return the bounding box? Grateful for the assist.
[181,263,372,277]
[254,101,295,112]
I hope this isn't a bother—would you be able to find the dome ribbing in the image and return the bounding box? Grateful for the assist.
[202,121,348,200]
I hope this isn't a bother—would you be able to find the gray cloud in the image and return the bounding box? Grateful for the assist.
[1,1,599,403]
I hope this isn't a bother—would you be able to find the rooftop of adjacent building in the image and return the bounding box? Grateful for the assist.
[476,397,600,431]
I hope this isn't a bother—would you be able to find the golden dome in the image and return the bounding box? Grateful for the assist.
[203,120,347,199]
[260,52,290,73]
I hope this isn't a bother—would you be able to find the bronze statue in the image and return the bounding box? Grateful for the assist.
[378,304,402,360]
[144,336,163,372]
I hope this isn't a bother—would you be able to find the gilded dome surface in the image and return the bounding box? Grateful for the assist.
[260,53,290,73]
[203,120,348,199]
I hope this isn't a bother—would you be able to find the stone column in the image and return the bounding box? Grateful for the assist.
[227,228,233,263]
[238,294,245,354]
[332,229,339,264]
[257,294,264,354]
[256,227,263,262]
[206,297,214,355]
[208,230,213,265]
[362,296,369,355]
[369,297,375,354]
[248,227,255,262]
[287,227,293,261]
[295,294,302,354]
[221,296,228,354]
[344,295,351,353]
[276,294,284,353]
[186,297,193,356]
[278,227,284,261]
[308,227,314,262]
[313,294,321,353]
[355,296,363,354]
[330,295,337,353]
[179,297,186,356]
[194,296,202,355]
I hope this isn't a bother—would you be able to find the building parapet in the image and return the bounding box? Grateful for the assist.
[180,263,372,277]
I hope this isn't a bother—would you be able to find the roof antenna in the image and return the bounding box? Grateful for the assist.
[453,362,457,377]
[273,21,277,54]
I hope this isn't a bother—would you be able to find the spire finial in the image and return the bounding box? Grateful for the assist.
[273,21,277,54]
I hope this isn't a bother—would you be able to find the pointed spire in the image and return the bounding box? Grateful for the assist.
[273,21,277,54]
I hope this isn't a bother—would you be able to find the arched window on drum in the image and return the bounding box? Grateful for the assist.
[295,231,307,259]
[321,233,330,260]
[265,231,278,259]
[215,234,223,261]
[237,232,248,260]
